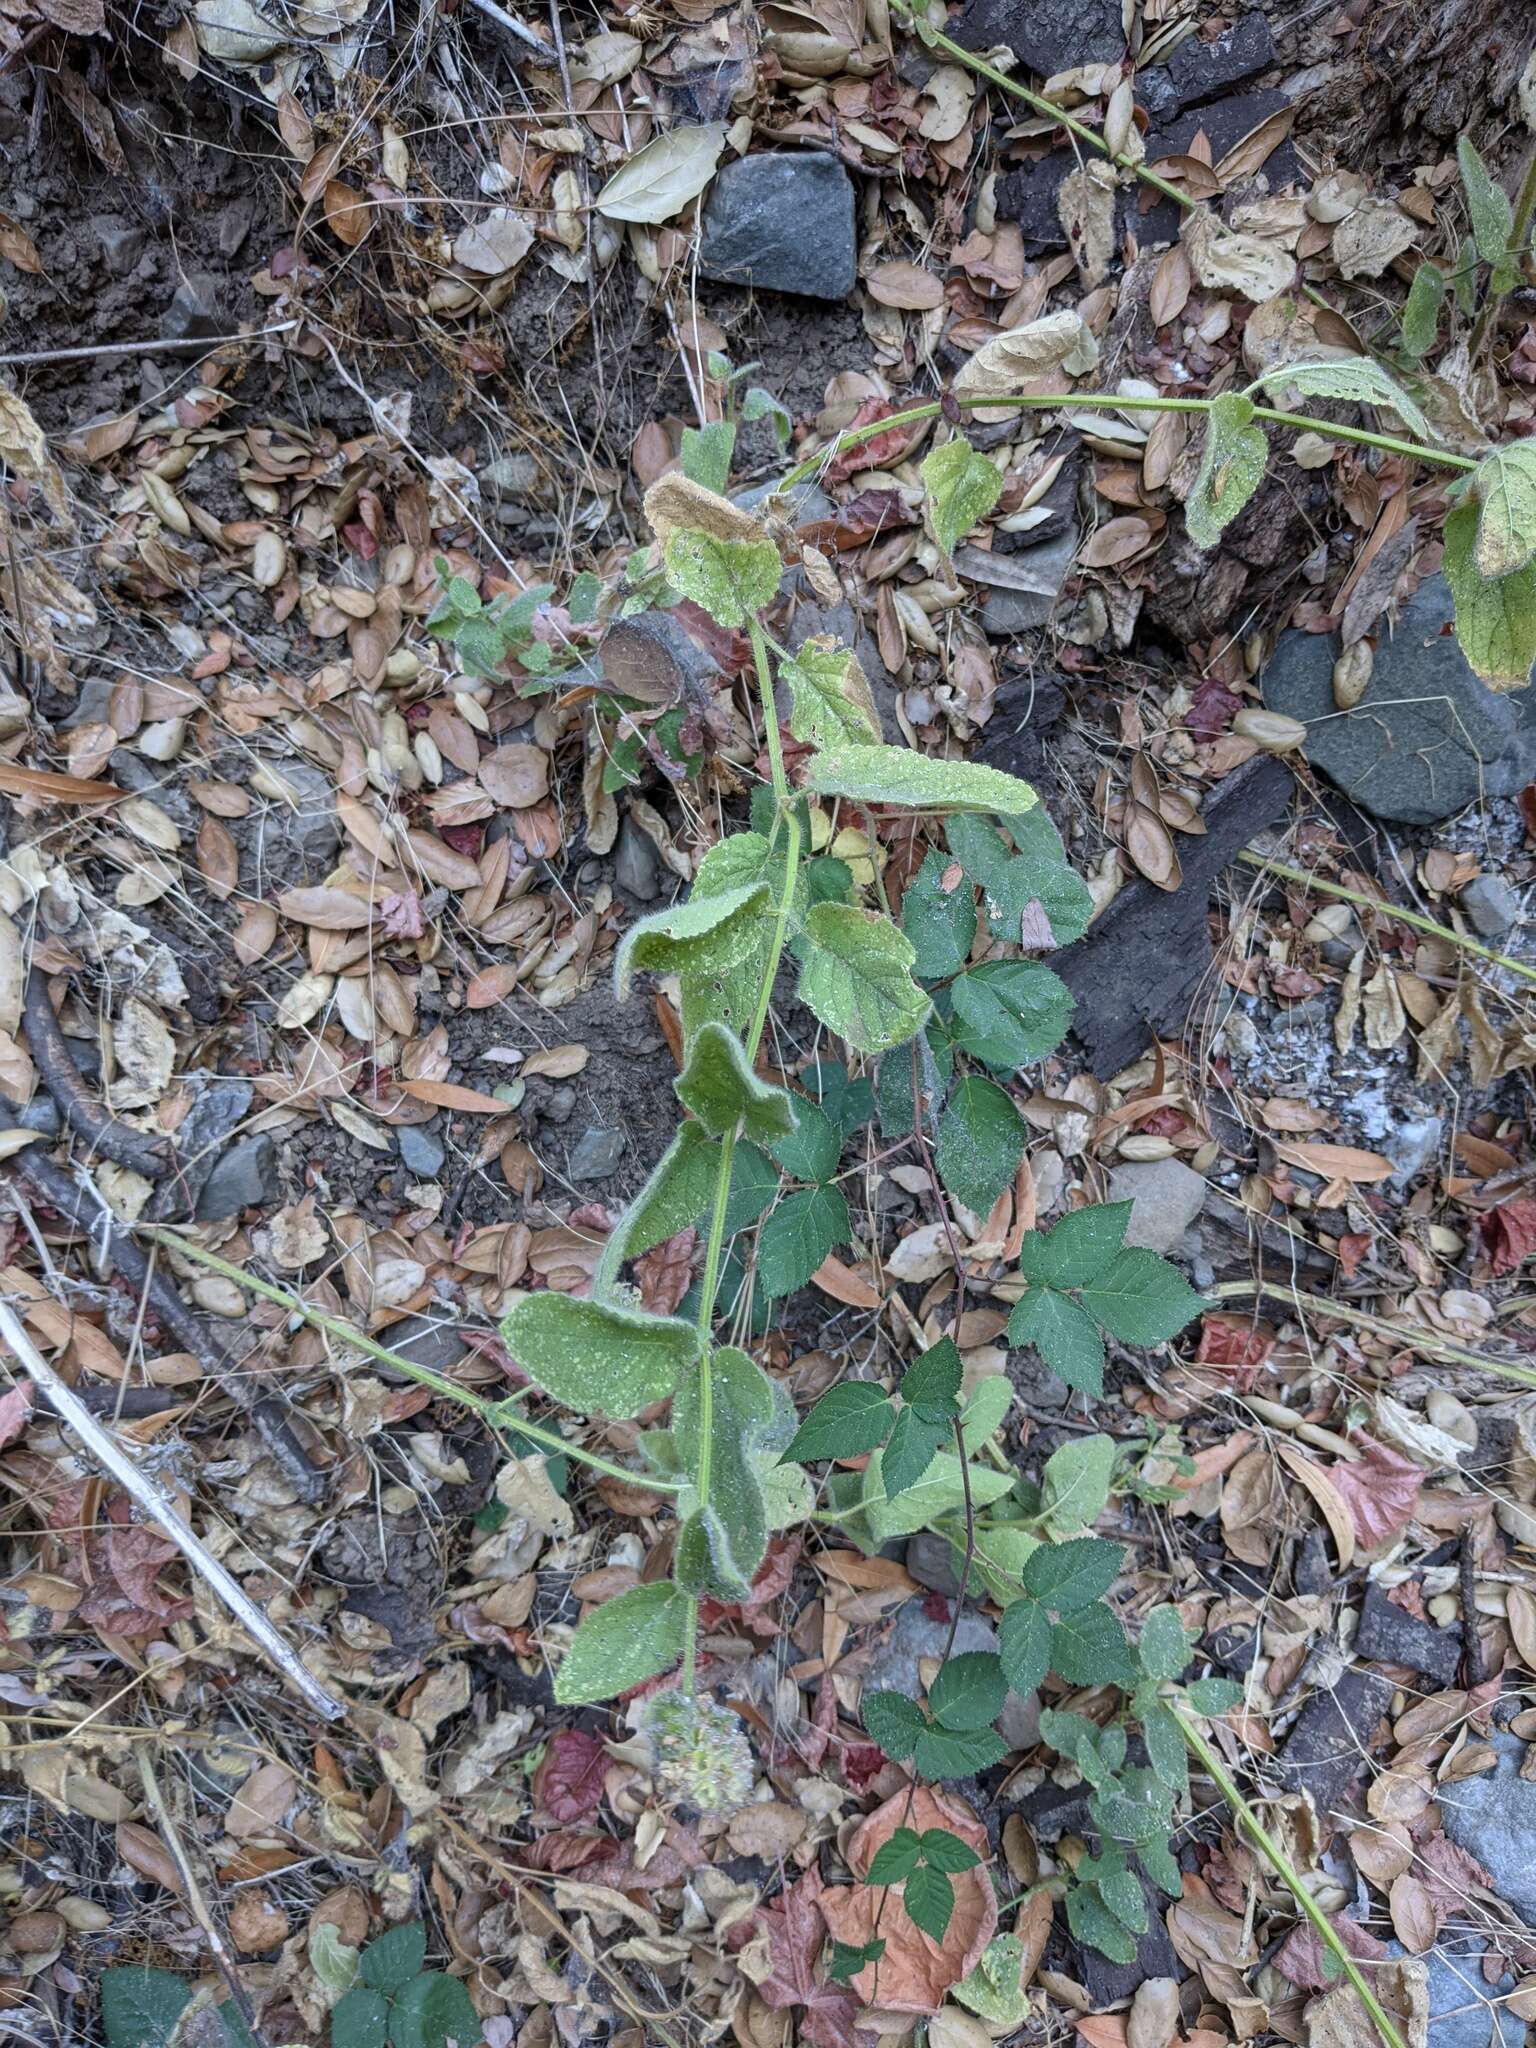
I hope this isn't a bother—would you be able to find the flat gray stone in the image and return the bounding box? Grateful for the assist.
[1276,1667,1393,1818]
[734,478,837,526]
[1354,1581,1461,1686]
[383,1311,468,1376]
[1383,1113,1442,1187]
[1162,13,1275,109]
[568,1125,626,1181]
[700,153,857,301]
[1105,1158,1207,1253]
[1262,575,1536,823]
[957,526,1079,638]
[905,1531,962,1597]
[948,0,1123,76]
[163,272,225,340]
[1437,1729,1536,1927]
[863,1596,1039,1752]
[1385,1937,1521,2048]
[1461,873,1519,939]
[399,1123,446,1177]
[614,817,662,902]
[194,1134,277,1220]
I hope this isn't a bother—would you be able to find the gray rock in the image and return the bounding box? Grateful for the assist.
[1461,873,1520,940]
[258,757,342,878]
[997,1684,1042,1750]
[97,218,146,278]
[1354,1581,1461,1685]
[482,452,540,500]
[1437,1730,1536,1927]
[863,1597,999,1697]
[734,478,837,526]
[1383,1936,1520,2048]
[194,1134,277,1220]
[163,272,226,340]
[1383,1114,1442,1187]
[956,526,1078,638]
[1105,1158,1207,1253]
[1276,1667,1393,1817]
[398,1123,447,1177]
[59,676,115,732]
[1163,13,1275,109]
[1262,575,1536,823]
[614,816,662,902]
[175,1078,255,1212]
[568,1125,626,1181]
[1138,89,1300,242]
[699,153,857,300]
[948,0,1123,77]
[905,1531,962,1597]
[383,1311,468,1376]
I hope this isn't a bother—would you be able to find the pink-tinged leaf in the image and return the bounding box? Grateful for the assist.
[635,1227,696,1316]
[1274,1911,1390,1991]
[1328,1434,1424,1548]
[745,1868,877,2048]
[381,890,426,939]
[533,1728,609,1822]
[0,1381,33,1449]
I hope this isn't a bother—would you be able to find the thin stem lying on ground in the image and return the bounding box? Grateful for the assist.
[778,390,1477,499]
[1173,1703,1407,2048]
[0,324,299,367]
[0,1297,348,1722]
[1209,1277,1536,1388]
[1237,850,1536,991]
[141,1227,685,1492]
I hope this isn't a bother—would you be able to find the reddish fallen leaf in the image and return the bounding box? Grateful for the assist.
[635,1227,696,1316]
[824,399,928,484]
[700,1534,801,1638]
[1328,1434,1424,1548]
[1271,965,1327,999]
[1520,783,1536,842]
[1481,1195,1536,1277]
[49,1488,194,1637]
[748,1868,876,2048]
[802,487,911,550]
[1194,1313,1273,1386]
[1336,1230,1371,1279]
[0,1381,34,1449]
[533,1729,609,1822]
[1188,674,1240,739]
[519,1830,621,1874]
[1274,1911,1389,1990]
[1417,1832,1495,1917]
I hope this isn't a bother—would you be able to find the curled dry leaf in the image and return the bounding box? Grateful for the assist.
[865,261,945,310]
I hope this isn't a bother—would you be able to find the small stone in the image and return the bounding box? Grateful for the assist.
[482,452,541,501]
[96,219,146,279]
[1354,1581,1461,1686]
[1383,1114,1442,1187]
[614,817,662,902]
[948,0,1123,78]
[194,1135,277,1220]
[996,1684,1041,1750]
[905,1531,962,1597]
[384,1312,468,1376]
[733,478,837,526]
[59,677,114,732]
[862,1597,999,1698]
[568,1125,625,1181]
[1105,1158,1207,1253]
[1262,575,1536,824]
[398,1124,447,1178]
[1276,1667,1393,1817]
[1163,13,1275,108]
[1437,1729,1536,1928]
[163,272,226,341]
[1460,873,1519,940]
[699,153,857,301]
[958,526,1079,638]
[542,1084,577,1124]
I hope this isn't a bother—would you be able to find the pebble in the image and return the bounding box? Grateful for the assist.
[162,271,226,341]
[1437,1728,1536,1928]
[1383,1113,1442,1187]
[398,1124,447,1177]
[96,218,146,279]
[383,1312,469,1376]
[567,1125,626,1181]
[863,1596,1041,1751]
[194,1135,278,1220]
[699,153,857,300]
[1460,873,1519,940]
[1105,1157,1208,1254]
[614,817,662,902]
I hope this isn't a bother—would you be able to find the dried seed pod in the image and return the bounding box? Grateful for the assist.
[1233,707,1307,752]
[1333,638,1373,709]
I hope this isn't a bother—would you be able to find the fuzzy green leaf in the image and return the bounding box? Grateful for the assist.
[1041,1434,1117,1532]
[806,742,1038,816]
[1185,391,1267,548]
[1065,1885,1137,1964]
[781,639,881,748]
[501,1293,699,1417]
[998,1596,1052,1696]
[1022,1536,1124,1611]
[596,1122,721,1291]
[662,527,782,627]
[1078,1248,1207,1346]
[331,1988,390,2048]
[783,1382,893,1463]
[1050,1603,1135,1685]
[1470,442,1536,580]
[1458,135,1517,287]
[768,1098,840,1183]
[1184,1676,1243,1714]
[361,1925,427,1996]
[901,1337,964,1420]
[389,1970,482,2048]
[902,1863,957,1944]
[902,847,978,980]
[959,805,1094,948]
[673,1347,777,1596]
[863,1448,1014,1542]
[675,1021,796,1142]
[936,1075,1027,1218]
[1400,262,1444,358]
[554,1582,689,1704]
[798,902,929,1054]
[757,1183,850,1296]
[913,1723,1008,1780]
[1138,1604,1193,1681]
[1140,1696,1189,1793]
[954,1936,1029,2026]
[922,435,1004,557]
[1254,358,1435,442]
[724,1141,779,1235]
[1008,1284,1105,1395]
[101,1969,193,2048]
[1444,500,1536,688]
[681,419,735,492]
[615,881,771,1004]
[929,1651,1008,1731]
[949,959,1074,1070]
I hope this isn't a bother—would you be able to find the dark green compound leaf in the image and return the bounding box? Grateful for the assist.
[361,1925,428,1996]
[900,1336,963,1420]
[767,1098,841,1183]
[1050,1603,1137,1687]
[674,1021,796,1143]
[554,1581,689,1704]
[936,1075,1027,1217]
[946,808,1093,949]
[1137,1604,1193,1682]
[1007,1283,1106,1396]
[920,1828,983,1874]
[1065,1885,1137,1965]
[782,1382,894,1464]
[928,1651,1007,1732]
[876,1024,952,1139]
[1078,1248,1208,1346]
[862,1690,928,1760]
[723,1141,779,1236]
[949,960,1074,1070]
[1184,1675,1243,1714]
[913,1723,1009,1781]
[331,1987,391,2048]
[387,1969,482,2048]
[867,1828,923,1884]
[880,1403,948,1497]
[757,1183,851,1297]
[903,847,978,981]
[801,1059,876,1136]
[828,1937,886,1984]
[902,1863,958,1944]
[999,1597,1053,1697]
[1019,1202,1132,1290]
[1021,1536,1125,1611]
[100,1968,193,2048]
[501,1292,699,1418]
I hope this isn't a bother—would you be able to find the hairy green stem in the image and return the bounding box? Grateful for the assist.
[778,390,1476,498]
[142,1227,683,1491]
[1236,848,1536,991]
[1173,1703,1407,2048]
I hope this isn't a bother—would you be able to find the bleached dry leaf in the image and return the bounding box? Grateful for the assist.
[596,124,727,224]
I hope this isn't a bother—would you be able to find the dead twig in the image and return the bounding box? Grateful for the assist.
[0,1295,346,1722]
[16,967,170,1181]
[11,1150,327,1501]
[457,0,552,60]
[0,324,299,368]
